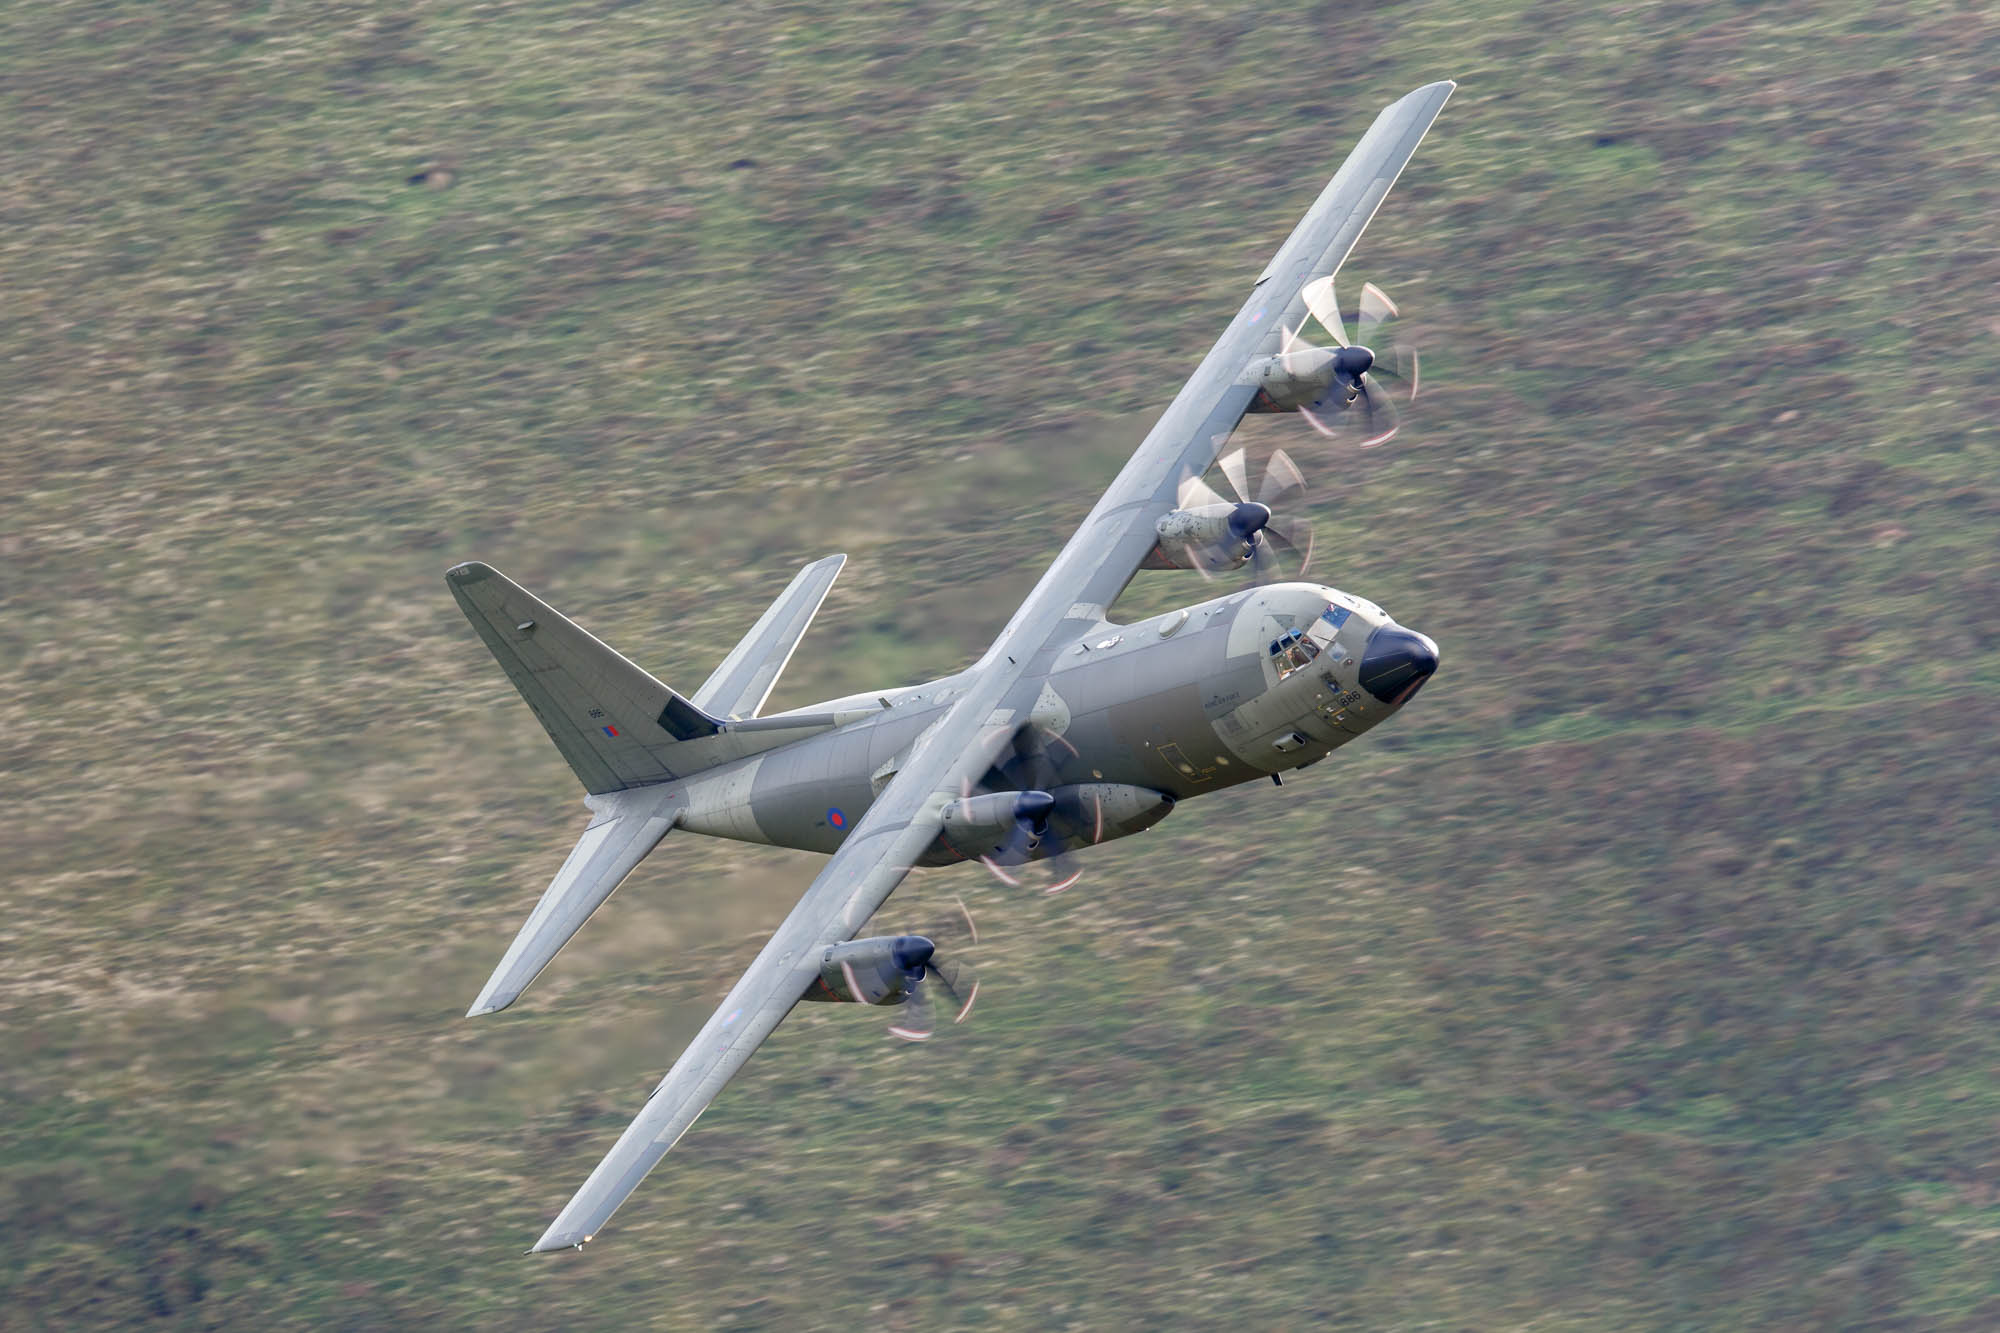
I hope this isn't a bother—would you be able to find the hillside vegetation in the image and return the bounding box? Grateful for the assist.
[3,1,1997,1328]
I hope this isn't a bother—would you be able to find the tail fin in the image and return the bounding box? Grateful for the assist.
[447,562,725,794]
[691,554,845,719]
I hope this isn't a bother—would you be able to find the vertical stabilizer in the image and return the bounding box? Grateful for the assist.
[447,562,723,794]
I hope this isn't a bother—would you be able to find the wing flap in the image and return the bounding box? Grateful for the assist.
[467,786,685,1017]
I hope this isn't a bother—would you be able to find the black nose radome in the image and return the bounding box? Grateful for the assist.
[891,935,935,973]
[1358,625,1439,705]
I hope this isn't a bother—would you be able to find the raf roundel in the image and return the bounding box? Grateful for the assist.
[827,807,847,830]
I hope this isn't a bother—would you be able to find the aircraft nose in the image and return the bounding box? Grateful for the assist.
[1357,625,1439,705]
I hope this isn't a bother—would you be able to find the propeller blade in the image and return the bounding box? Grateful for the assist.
[880,898,980,1037]
[1249,536,1280,587]
[979,847,1026,887]
[1265,515,1315,579]
[948,893,978,948]
[1301,275,1346,347]
[1356,380,1400,449]
[1278,320,1301,375]
[1297,401,1340,438]
[928,958,979,1024]
[1177,469,1231,511]
[1357,282,1399,333]
[1039,831,1084,895]
[1366,344,1420,403]
[887,978,934,1041]
[1257,448,1307,509]
[1219,447,1251,504]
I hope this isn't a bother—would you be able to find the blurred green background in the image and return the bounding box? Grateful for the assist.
[4,1,1997,1328]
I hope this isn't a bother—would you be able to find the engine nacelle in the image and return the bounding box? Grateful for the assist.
[940,789,1049,837]
[1241,346,1342,412]
[935,788,1053,862]
[1140,502,1268,572]
[800,935,930,1005]
[1049,783,1176,841]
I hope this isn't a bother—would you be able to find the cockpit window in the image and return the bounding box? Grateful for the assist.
[1268,628,1319,678]
[1269,604,1351,680]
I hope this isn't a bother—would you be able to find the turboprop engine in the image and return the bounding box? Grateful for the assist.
[1050,782,1176,842]
[928,783,1175,870]
[1140,447,1313,582]
[800,935,932,1006]
[1237,277,1417,447]
[1140,503,1270,573]
[799,925,979,1041]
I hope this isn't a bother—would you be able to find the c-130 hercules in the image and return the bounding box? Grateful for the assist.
[449,81,1455,1252]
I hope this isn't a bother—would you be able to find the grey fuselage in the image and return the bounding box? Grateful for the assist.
[675,582,1432,864]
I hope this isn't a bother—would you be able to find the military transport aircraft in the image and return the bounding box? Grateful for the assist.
[449,80,1455,1253]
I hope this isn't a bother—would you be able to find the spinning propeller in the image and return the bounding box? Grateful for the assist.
[1286,277,1420,448]
[958,727,1089,895]
[881,896,981,1042]
[943,722,1125,895]
[1176,447,1314,585]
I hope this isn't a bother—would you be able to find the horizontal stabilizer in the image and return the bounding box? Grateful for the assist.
[448,562,725,794]
[467,786,685,1017]
[692,554,845,719]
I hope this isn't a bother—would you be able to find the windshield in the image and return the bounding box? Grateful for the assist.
[1268,628,1318,678]
[1268,603,1351,680]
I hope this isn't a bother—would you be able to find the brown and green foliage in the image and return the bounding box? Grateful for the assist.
[4,0,1997,1328]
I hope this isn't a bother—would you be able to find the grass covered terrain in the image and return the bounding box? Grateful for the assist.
[3,0,1997,1327]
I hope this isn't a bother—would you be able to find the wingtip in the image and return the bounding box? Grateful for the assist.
[464,993,511,1018]
[445,560,497,585]
[1403,79,1457,106]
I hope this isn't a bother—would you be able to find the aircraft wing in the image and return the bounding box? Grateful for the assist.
[1008,79,1455,625]
[529,707,1024,1252]
[525,81,1453,1252]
